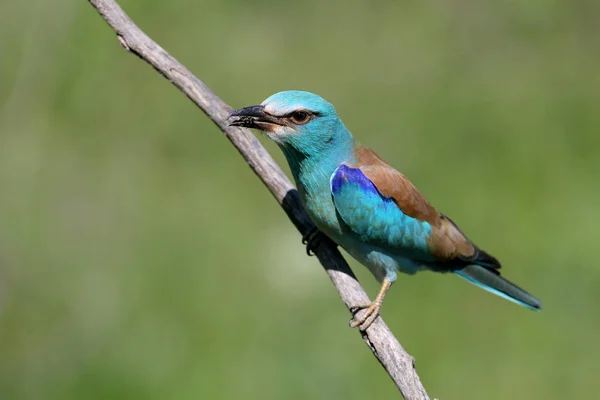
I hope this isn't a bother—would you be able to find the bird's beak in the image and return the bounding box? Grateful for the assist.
[228,105,284,130]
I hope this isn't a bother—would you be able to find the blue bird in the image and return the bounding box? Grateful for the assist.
[230,90,542,329]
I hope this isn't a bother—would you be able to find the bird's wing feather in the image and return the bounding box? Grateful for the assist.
[332,146,497,267]
[330,164,435,261]
[353,145,440,224]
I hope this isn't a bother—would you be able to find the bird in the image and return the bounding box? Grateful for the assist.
[229,90,542,329]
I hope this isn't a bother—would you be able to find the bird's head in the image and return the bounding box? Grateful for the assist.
[229,91,348,155]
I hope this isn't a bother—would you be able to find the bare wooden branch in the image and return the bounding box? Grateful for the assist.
[87,1,433,398]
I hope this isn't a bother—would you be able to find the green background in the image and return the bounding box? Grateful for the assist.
[1,0,598,399]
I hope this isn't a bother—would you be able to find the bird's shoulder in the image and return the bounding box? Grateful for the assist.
[351,145,441,226]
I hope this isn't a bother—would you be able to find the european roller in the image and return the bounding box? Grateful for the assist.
[229,90,542,329]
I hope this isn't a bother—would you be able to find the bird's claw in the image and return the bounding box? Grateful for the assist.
[302,227,335,256]
[349,301,382,330]
[301,227,317,245]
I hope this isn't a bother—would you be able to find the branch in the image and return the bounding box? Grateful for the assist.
[87,1,433,398]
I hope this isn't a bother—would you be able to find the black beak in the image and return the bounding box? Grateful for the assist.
[228,105,283,129]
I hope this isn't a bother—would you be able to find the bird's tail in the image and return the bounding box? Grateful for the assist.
[455,264,542,310]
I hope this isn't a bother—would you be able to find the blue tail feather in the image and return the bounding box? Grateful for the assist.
[455,264,542,311]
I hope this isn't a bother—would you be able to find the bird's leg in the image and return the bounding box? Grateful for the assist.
[350,278,392,330]
[302,227,336,256]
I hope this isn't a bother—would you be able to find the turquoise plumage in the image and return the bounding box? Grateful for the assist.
[230,90,542,329]
[331,165,434,261]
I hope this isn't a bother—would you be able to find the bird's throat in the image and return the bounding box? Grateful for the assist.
[279,140,354,192]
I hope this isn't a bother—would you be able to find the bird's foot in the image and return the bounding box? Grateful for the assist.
[349,278,392,330]
[301,227,335,256]
[349,300,382,330]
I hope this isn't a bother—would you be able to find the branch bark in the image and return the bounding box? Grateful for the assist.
[87,1,433,398]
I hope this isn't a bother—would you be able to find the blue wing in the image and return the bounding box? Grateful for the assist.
[330,164,434,260]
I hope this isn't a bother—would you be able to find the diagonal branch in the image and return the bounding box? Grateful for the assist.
[87,1,433,398]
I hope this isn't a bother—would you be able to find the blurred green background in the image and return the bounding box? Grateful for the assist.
[1,0,599,399]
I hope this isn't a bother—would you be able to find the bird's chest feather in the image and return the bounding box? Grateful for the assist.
[297,171,343,237]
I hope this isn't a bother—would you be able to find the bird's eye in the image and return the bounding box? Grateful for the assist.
[290,110,311,125]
